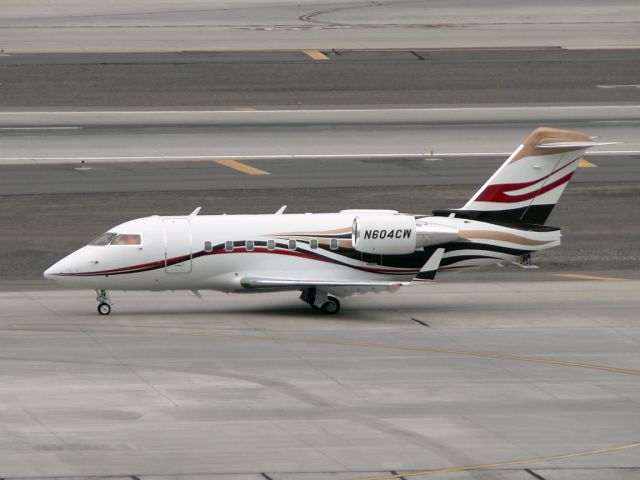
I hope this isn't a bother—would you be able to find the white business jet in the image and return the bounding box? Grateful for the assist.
[44,127,613,315]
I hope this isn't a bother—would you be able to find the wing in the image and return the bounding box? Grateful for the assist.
[240,248,446,294]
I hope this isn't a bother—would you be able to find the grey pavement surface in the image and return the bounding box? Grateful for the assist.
[0,0,638,51]
[0,281,639,479]
[1,49,639,106]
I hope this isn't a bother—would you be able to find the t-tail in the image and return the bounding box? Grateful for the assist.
[435,127,615,226]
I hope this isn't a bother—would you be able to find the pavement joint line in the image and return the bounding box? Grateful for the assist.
[352,441,640,479]
[578,158,598,168]
[552,273,626,281]
[389,471,408,480]
[525,469,547,480]
[303,49,329,60]
[213,159,269,175]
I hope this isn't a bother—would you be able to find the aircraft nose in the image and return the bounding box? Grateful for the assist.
[43,262,62,280]
[43,266,53,280]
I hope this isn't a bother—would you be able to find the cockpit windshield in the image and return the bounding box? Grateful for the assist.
[90,232,118,246]
[89,232,141,246]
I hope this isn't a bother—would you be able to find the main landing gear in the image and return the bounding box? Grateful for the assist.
[300,287,341,314]
[96,289,112,315]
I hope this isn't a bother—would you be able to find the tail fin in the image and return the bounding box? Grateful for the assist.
[437,127,614,225]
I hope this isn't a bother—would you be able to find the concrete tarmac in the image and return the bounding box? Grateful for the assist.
[0,0,637,51]
[1,280,639,479]
[0,106,637,166]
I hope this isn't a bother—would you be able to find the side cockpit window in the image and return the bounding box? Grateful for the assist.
[89,232,141,246]
[111,234,142,246]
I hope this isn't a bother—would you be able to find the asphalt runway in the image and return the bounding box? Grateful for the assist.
[0,0,637,51]
[1,281,639,479]
[2,152,639,284]
[1,49,639,106]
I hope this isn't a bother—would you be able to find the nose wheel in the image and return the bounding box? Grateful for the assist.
[97,302,111,315]
[96,289,112,315]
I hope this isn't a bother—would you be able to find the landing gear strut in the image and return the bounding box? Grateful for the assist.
[96,289,112,315]
[300,287,341,314]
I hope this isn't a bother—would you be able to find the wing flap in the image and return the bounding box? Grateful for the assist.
[241,277,411,288]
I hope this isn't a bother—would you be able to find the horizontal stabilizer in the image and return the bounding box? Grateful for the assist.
[537,141,619,149]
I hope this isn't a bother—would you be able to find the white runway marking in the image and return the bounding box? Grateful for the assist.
[0,126,82,130]
[596,84,640,89]
[0,105,639,115]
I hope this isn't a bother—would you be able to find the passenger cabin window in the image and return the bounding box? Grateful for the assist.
[225,241,233,252]
[267,239,276,251]
[110,234,142,246]
[310,239,318,249]
[204,241,212,252]
[90,232,118,246]
[330,238,339,250]
[246,240,254,252]
[288,239,297,250]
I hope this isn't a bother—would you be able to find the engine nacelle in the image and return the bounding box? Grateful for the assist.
[352,215,417,255]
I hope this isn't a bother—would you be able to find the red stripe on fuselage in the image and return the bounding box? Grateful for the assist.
[55,247,419,277]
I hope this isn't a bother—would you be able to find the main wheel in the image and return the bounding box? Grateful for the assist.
[321,297,340,315]
[97,302,111,315]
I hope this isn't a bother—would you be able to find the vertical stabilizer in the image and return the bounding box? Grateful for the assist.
[452,127,612,225]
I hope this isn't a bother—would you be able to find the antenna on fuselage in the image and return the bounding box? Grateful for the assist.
[190,206,202,216]
[275,205,287,214]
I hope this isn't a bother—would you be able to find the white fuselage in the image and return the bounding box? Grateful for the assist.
[44,211,561,292]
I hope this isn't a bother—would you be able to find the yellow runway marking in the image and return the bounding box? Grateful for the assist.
[578,158,598,168]
[353,442,640,479]
[303,49,329,60]
[233,106,255,111]
[553,273,626,281]
[214,159,269,175]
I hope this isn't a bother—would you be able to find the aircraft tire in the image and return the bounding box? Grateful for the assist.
[97,302,111,315]
[321,297,340,315]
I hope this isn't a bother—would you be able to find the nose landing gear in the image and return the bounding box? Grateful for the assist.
[300,287,341,314]
[96,289,112,315]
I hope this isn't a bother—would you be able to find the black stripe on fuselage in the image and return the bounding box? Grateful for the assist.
[432,204,555,226]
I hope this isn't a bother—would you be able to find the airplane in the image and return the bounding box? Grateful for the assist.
[44,127,614,315]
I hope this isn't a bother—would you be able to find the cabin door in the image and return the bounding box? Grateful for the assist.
[163,218,192,273]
